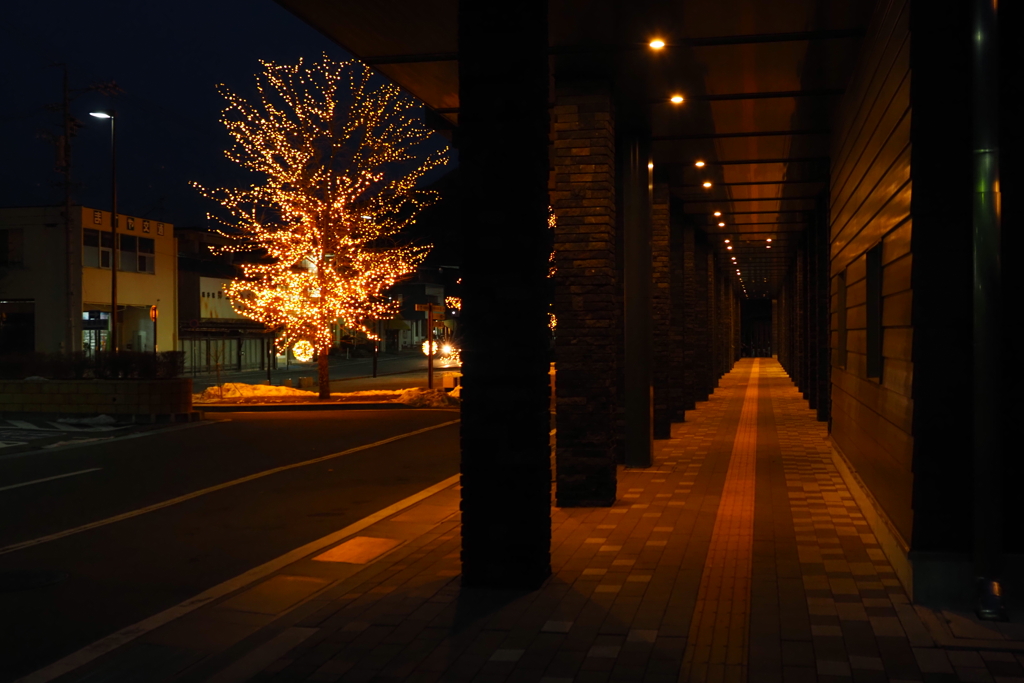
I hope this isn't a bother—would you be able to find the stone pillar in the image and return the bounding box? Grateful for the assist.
[552,85,619,507]
[682,225,697,409]
[651,183,672,439]
[458,0,551,589]
[694,236,710,400]
[707,251,717,389]
[622,134,653,468]
[668,214,687,422]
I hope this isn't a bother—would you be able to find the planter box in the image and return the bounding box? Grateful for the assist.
[0,378,193,418]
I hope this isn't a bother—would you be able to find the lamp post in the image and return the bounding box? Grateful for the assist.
[90,111,118,352]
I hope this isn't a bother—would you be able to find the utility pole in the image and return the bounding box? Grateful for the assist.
[47,70,118,355]
[60,65,76,355]
[415,303,445,389]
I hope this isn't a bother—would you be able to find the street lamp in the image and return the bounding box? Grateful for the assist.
[90,110,118,352]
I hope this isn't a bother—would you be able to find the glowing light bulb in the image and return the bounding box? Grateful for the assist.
[718,222,725,227]
[670,95,685,104]
[724,239,730,243]
[766,238,772,242]
[695,160,705,168]
[649,39,666,50]
[702,181,712,188]
[713,211,721,217]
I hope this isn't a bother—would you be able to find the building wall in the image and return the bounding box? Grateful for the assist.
[0,206,72,353]
[828,0,914,543]
[80,208,178,353]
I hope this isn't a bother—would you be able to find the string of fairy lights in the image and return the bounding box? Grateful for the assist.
[193,56,448,356]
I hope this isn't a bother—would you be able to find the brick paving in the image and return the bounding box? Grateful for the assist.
[203,359,1024,683]
[55,359,1024,683]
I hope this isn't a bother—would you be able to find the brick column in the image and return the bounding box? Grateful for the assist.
[682,225,697,409]
[458,0,551,589]
[551,85,618,507]
[694,236,710,400]
[708,251,718,390]
[651,183,672,439]
[668,216,686,422]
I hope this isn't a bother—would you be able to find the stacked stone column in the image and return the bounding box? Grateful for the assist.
[651,184,672,439]
[668,214,687,422]
[682,225,698,409]
[551,86,619,507]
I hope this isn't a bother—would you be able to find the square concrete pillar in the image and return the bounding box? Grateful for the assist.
[458,0,551,589]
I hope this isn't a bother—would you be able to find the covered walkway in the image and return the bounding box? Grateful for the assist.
[87,359,1022,683]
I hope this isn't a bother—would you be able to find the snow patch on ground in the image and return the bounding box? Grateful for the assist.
[57,415,118,426]
[195,383,316,401]
[395,388,460,408]
[192,382,459,406]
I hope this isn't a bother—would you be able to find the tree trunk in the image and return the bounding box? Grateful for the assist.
[317,348,330,399]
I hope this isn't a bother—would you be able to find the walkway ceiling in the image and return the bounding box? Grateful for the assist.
[276,0,874,299]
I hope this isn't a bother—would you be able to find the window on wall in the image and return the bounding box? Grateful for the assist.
[83,229,112,269]
[837,270,848,369]
[0,229,25,267]
[114,234,156,274]
[866,244,883,379]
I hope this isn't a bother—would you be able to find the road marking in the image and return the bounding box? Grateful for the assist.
[9,420,40,430]
[0,468,103,493]
[15,472,461,683]
[0,419,460,556]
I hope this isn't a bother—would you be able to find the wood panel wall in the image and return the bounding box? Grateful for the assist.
[828,0,914,543]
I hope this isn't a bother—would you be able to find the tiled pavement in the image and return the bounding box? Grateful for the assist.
[48,359,1024,683]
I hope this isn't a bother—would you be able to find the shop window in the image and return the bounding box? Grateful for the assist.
[837,270,847,369]
[866,244,883,379]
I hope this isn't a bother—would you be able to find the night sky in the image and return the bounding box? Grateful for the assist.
[0,1,453,230]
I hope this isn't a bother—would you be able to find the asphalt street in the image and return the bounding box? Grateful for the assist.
[0,408,461,681]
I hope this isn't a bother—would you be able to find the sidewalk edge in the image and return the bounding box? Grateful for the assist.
[15,473,461,683]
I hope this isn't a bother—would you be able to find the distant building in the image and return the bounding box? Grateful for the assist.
[0,206,177,355]
[176,227,271,375]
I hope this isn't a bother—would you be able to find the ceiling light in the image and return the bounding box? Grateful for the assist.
[713,211,721,217]
[724,239,730,243]
[718,222,725,227]
[670,94,685,104]
[767,245,772,249]
[766,238,772,242]
[649,39,666,50]
[695,160,705,168]
[702,181,712,188]
[727,246,732,250]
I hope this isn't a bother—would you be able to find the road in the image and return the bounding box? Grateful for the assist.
[0,408,461,681]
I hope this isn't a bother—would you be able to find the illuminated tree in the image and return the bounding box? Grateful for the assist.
[194,56,447,397]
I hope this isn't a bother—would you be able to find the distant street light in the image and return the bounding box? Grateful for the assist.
[90,110,118,352]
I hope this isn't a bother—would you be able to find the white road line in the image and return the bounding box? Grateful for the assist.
[0,419,460,556]
[15,472,461,683]
[0,468,103,493]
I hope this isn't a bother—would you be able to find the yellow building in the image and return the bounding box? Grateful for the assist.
[0,206,177,354]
